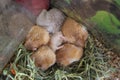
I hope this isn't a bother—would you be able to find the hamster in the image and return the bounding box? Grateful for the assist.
[36,8,65,33]
[31,46,56,70]
[62,18,88,47]
[56,43,83,67]
[49,31,66,52]
[24,26,50,51]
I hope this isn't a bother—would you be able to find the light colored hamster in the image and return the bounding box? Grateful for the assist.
[56,43,83,67]
[49,31,65,52]
[62,18,88,48]
[25,26,50,51]
[36,8,65,33]
[31,46,56,70]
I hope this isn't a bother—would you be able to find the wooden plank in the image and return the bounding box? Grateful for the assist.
[0,6,33,73]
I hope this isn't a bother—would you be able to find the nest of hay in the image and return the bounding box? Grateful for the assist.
[1,35,118,80]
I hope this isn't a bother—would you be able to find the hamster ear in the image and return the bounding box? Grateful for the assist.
[37,9,47,19]
[81,25,89,41]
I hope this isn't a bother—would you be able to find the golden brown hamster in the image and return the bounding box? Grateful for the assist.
[31,46,56,70]
[56,43,83,67]
[24,26,50,51]
[36,8,65,33]
[62,18,88,47]
[49,31,66,52]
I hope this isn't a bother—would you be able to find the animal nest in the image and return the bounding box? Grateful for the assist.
[1,36,114,80]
